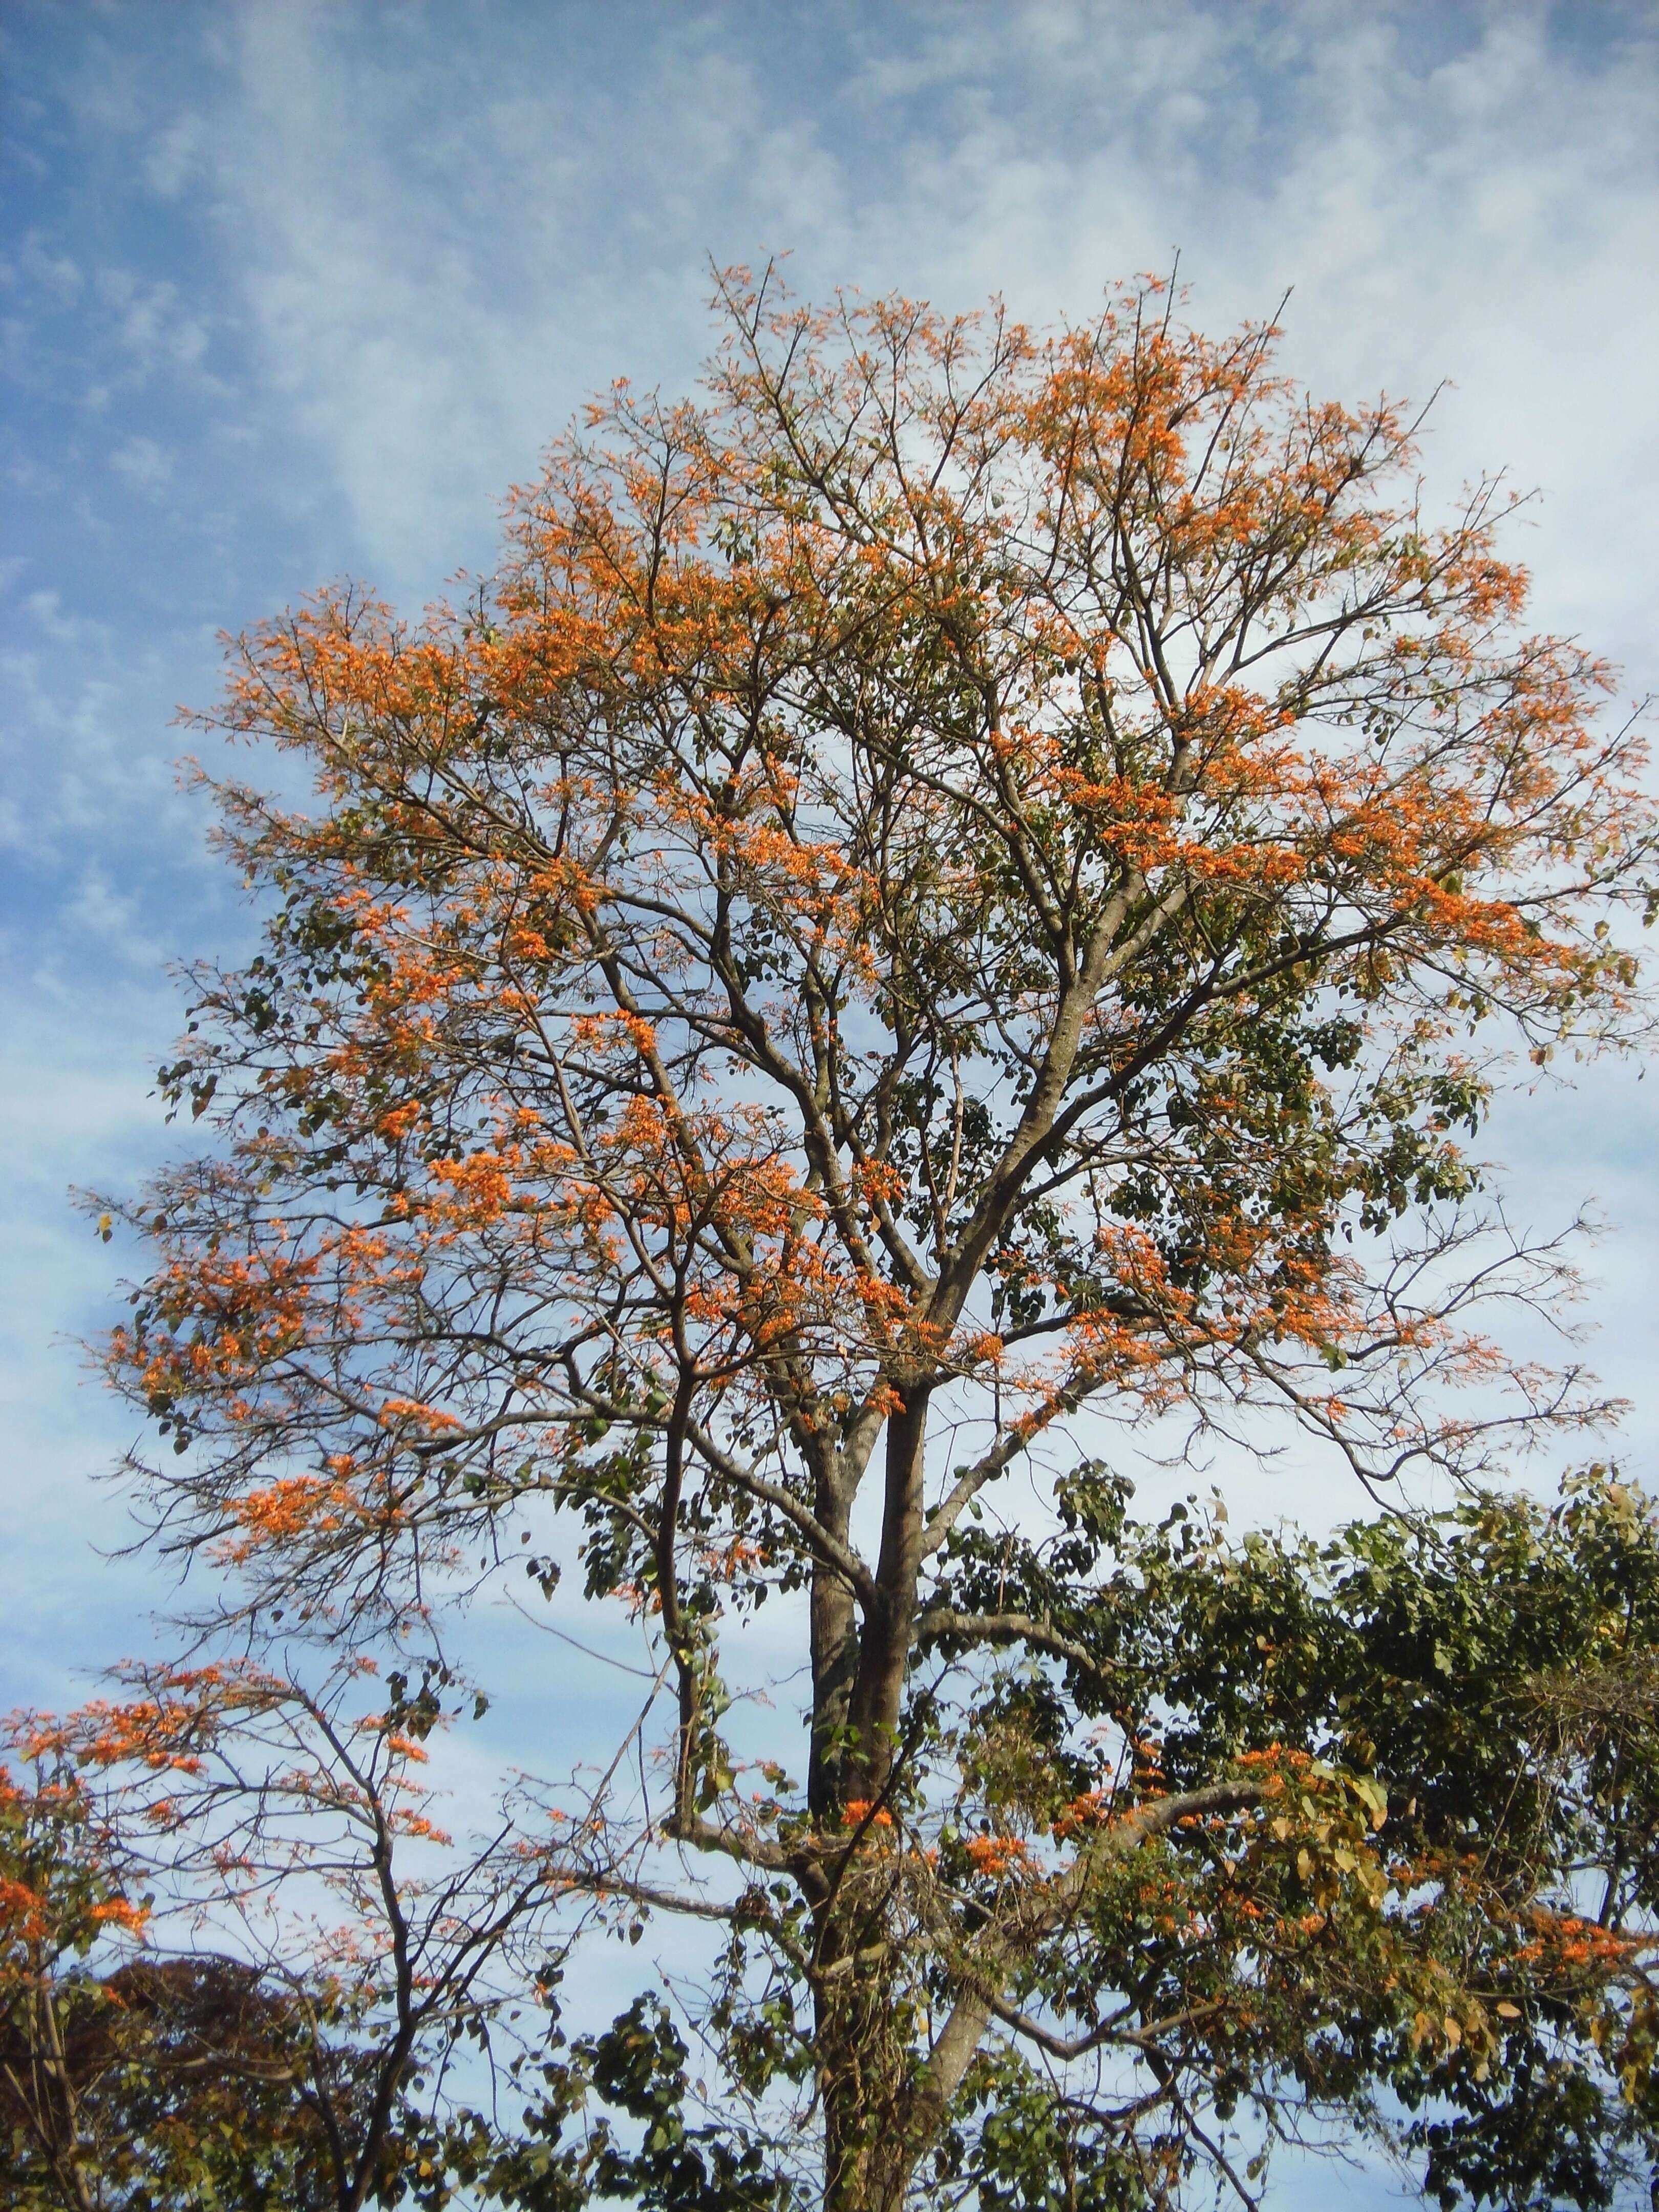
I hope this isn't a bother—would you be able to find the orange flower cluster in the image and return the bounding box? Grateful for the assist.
[965,1833,1032,1878]
[841,1798,894,1830]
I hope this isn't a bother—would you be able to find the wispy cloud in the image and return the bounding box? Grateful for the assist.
[109,432,173,490]
[139,0,1654,695]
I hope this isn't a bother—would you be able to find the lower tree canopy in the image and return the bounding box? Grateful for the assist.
[18,270,1657,2207]
[7,1477,1658,2207]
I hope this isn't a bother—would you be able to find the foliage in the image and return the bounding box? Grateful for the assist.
[1,1669,552,2212]
[918,1466,1659,2209]
[65,270,1659,2206]
[0,1733,375,2210]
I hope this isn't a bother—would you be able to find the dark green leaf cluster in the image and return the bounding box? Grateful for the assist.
[911,1469,1659,2209]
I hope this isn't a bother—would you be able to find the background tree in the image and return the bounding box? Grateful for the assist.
[1,1666,567,2211]
[93,271,1656,2208]
[2,1724,154,2209]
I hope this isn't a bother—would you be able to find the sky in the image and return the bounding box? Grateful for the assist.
[3,2,1658,2198]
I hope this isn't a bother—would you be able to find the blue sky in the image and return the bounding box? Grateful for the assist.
[3,3,1658,2195]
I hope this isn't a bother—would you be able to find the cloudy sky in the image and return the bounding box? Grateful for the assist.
[3,3,1657,2190]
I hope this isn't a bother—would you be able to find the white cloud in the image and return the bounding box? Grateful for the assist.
[163,4,859,580]
[147,0,1654,713]
[64,864,169,970]
[143,109,205,198]
[94,266,208,373]
[0,603,207,868]
[15,233,86,303]
[817,3,1659,673]
[21,585,100,644]
[109,432,173,490]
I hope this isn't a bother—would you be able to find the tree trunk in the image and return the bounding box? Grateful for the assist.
[846,1387,931,1799]
[808,1479,858,1818]
[816,1957,912,2212]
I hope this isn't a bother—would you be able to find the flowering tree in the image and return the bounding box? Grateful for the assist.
[83,273,1659,2210]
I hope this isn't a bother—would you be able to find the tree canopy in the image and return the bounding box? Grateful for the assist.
[19,271,1658,2210]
